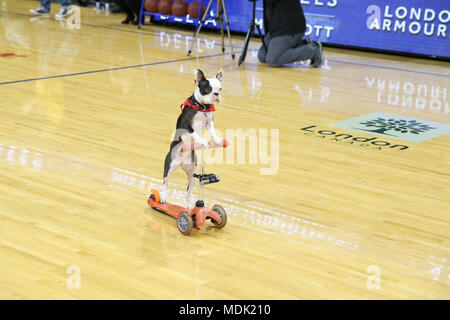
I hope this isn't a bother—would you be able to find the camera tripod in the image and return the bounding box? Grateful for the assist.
[187,0,235,59]
[238,0,266,66]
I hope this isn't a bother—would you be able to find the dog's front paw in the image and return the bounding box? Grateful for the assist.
[200,139,209,149]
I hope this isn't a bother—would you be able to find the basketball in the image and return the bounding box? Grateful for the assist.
[187,0,206,18]
[144,0,159,12]
[158,0,173,15]
[172,0,188,17]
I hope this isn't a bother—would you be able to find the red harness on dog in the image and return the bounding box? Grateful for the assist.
[180,97,215,112]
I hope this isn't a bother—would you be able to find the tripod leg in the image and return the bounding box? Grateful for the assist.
[187,0,214,56]
[218,0,224,53]
[220,14,225,53]
[238,22,254,66]
[220,0,235,59]
[138,0,145,29]
[255,23,267,52]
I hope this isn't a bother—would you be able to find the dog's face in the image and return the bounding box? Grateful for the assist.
[194,69,223,105]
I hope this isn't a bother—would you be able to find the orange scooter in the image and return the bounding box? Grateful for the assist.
[148,140,228,235]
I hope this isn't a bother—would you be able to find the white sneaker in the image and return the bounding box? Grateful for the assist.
[30,7,50,15]
[55,6,72,19]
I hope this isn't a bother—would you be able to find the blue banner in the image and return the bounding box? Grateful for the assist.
[148,0,449,58]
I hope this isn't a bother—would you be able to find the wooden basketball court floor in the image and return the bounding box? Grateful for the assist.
[0,0,449,299]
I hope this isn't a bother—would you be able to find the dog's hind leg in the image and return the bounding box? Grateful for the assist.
[181,150,197,210]
[161,147,181,203]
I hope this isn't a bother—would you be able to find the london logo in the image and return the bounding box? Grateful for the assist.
[358,118,435,135]
[300,125,409,151]
[333,112,450,143]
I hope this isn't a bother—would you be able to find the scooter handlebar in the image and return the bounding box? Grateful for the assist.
[180,140,228,152]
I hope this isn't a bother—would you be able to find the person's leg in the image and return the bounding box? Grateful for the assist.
[265,33,315,67]
[116,0,135,23]
[128,0,142,15]
[54,0,72,18]
[30,0,50,13]
[125,0,141,24]
[59,0,71,8]
[257,33,271,63]
[40,0,51,11]
[309,40,324,67]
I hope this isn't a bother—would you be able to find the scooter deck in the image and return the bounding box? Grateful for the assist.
[147,187,224,229]
[148,196,223,227]
[148,197,188,219]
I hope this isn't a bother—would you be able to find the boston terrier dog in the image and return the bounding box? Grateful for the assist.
[161,68,223,209]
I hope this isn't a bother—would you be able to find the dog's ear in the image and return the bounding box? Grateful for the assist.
[195,69,206,85]
[216,68,224,82]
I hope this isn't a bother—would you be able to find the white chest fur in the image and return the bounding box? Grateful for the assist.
[191,111,214,135]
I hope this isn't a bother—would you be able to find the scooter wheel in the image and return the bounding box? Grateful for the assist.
[211,204,227,228]
[150,189,161,203]
[177,211,193,235]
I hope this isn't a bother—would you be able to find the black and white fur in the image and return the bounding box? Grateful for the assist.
[161,69,223,209]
